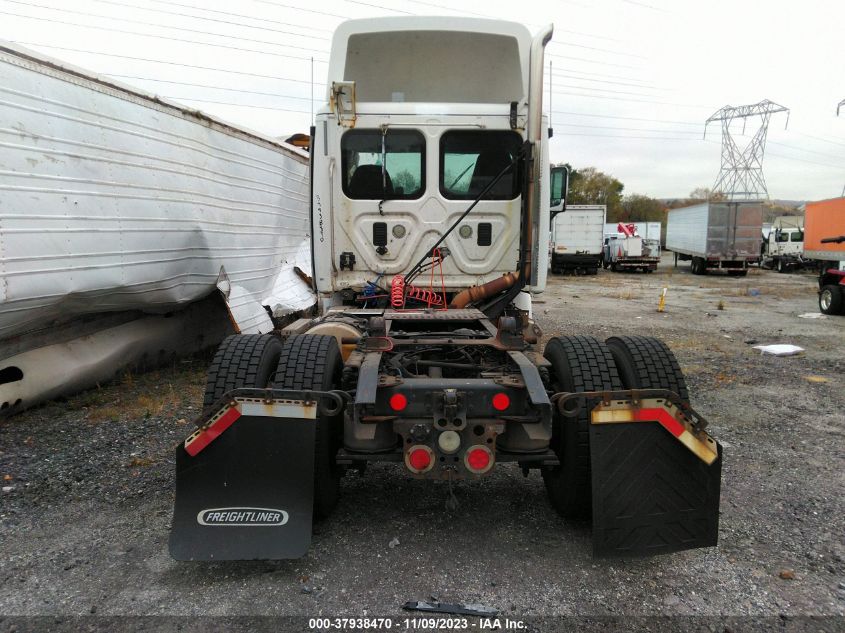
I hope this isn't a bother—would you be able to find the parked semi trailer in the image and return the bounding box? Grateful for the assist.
[804,197,845,315]
[550,204,605,274]
[666,202,762,276]
[169,17,722,561]
[0,41,315,412]
[762,215,804,273]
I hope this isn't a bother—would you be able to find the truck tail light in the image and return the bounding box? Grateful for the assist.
[492,392,510,411]
[389,393,408,411]
[406,446,433,473]
[465,446,493,473]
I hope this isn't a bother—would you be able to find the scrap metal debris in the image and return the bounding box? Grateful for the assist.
[403,601,498,617]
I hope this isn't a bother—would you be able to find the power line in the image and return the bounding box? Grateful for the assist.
[401,0,626,43]
[547,39,646,60]
[620,0,670,12]
[548,66,657,86]
[548,70,663,91]
[555,122,699,135]
[343,0,414,15]
[3,0,332,57]
[89,0,330,41]
[249,0,349,20]
[555,133,845,169]
[552,90,707,108]
[557,132,700,141]
[0,8,330,63]
[549,83,663,99]
[109,75,320,101]
[16,42,321,84]
[552,109,700,127]
[150,0,334,34]
[162,96,311,114]
[765,139,844,162]
[548,52,641,70]
[341,0,647,63]
[765,151,845,170]
[793,130,845,150]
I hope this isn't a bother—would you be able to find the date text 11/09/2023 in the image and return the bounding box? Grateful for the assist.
[308,617,528,630]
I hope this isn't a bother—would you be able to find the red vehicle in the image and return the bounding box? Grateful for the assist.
[803,198,845,315]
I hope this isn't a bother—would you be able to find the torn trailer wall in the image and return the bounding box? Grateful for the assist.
[0,42,317,411]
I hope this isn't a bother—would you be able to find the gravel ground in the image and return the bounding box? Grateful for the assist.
[1,254,844,625]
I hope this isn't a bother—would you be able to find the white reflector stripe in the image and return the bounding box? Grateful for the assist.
[239,400,318,419]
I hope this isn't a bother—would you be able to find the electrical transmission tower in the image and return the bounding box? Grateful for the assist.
[704,99,789,200]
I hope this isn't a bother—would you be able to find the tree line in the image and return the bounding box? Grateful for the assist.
[559,164,800,226]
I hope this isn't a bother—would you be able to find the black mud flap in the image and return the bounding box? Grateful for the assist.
[169,415,315,561]
[590,422,722,557]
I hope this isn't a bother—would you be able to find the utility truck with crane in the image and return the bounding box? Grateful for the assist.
[602,222,660,272]
[169,17,722,561]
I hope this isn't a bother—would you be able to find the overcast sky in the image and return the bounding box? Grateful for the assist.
[3,0,844,200]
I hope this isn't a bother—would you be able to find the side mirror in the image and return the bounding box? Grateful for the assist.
[549,165,569,218]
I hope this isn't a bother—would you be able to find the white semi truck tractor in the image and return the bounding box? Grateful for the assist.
[170,17,722,561]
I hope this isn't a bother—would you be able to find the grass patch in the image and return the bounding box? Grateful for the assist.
[62,360,207,423]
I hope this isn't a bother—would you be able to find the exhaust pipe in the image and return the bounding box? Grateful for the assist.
[449,272,519,309]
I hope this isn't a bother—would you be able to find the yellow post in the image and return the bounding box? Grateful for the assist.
[657,287,667,312]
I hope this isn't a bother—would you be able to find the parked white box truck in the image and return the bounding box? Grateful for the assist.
[666,202,763,276]
[550,205,606,274]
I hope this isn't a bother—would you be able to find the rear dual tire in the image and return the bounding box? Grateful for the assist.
[542,335,689,520]
[542,336,621,519]
[203,333,343,521]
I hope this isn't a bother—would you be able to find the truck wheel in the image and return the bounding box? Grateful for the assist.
[203,334,283,407]
[606,336,689,404]
[542,336,622,519]
[275,334,344,519]
[776,259,785,273]
[819,285,844,315]
[691,258,705,275]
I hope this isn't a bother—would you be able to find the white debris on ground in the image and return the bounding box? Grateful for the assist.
[753,344,805,356]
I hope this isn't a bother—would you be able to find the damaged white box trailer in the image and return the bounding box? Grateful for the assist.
[0,42,316,411]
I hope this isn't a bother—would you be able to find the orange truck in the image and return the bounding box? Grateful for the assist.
[804,197,845,314]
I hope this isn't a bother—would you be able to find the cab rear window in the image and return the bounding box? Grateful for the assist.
[341,129,425,199]
[440,131,522,200]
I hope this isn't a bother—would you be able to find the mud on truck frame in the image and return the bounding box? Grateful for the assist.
[169,17,722,561]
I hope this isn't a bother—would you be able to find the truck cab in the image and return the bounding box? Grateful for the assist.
[763,216,804,273]
[310,17,551,312]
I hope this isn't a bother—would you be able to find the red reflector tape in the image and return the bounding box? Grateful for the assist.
[634,407,685,438]
[185,407,241,457]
